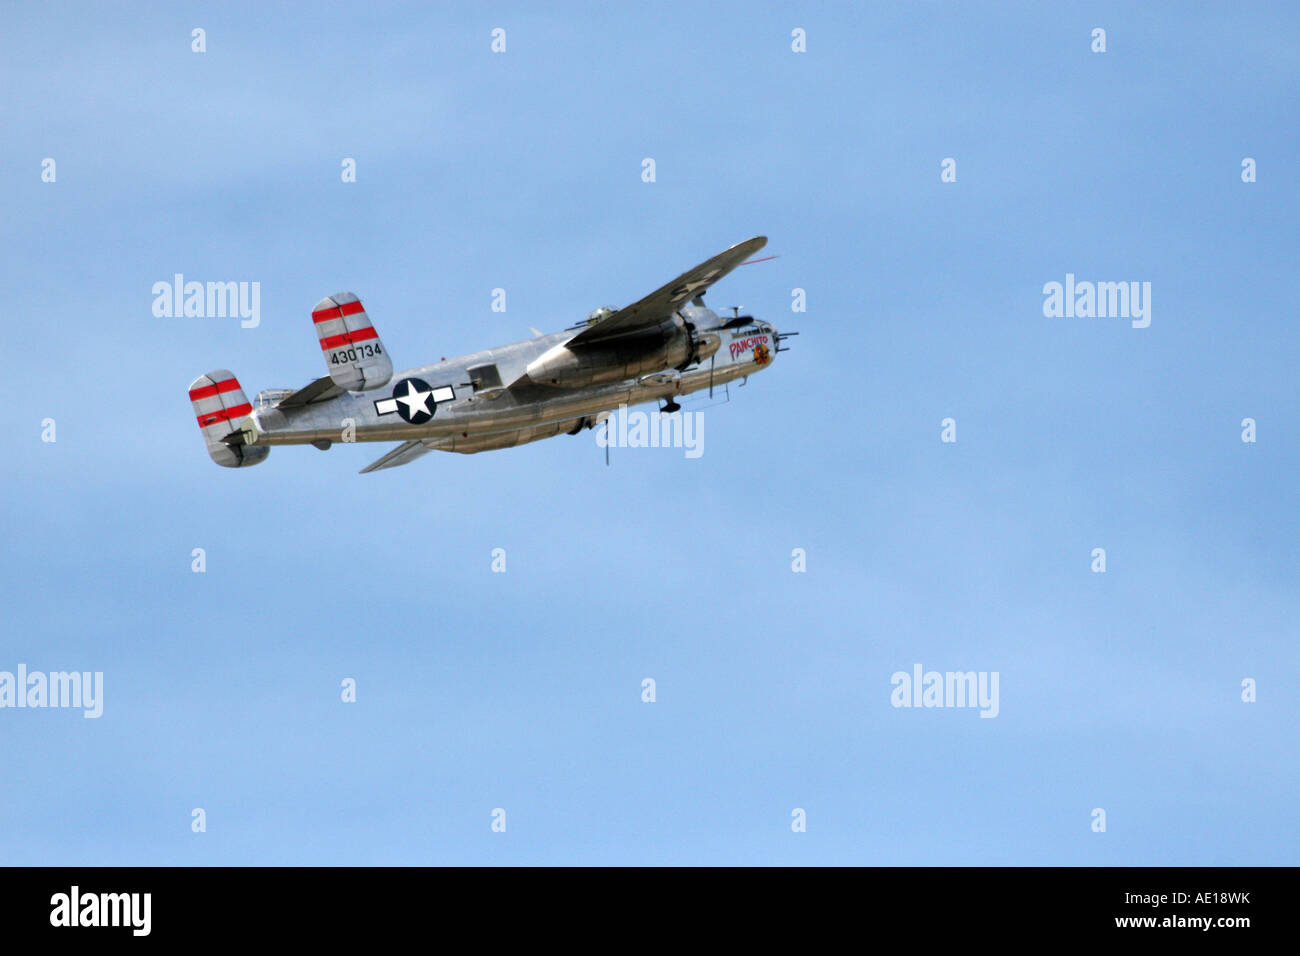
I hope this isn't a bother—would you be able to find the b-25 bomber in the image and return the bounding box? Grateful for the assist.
[188,236,789,473]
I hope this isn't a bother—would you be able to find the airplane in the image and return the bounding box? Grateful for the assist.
[188,236,791,473]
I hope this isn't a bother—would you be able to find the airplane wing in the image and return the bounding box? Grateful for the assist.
[359,415,597,471]
[567,236,767,346]
[359,439,434,473]
[276,375,346,409]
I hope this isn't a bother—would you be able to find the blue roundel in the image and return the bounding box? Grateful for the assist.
[391,377,437,425]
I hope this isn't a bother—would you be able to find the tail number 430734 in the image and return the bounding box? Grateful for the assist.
[330,343,383,365]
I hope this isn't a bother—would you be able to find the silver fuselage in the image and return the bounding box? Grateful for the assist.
[242,304,777,451]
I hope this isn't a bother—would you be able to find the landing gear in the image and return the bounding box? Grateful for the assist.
[661,399,681,413]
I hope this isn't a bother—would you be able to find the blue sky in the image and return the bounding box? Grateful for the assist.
[1,1,1297,864]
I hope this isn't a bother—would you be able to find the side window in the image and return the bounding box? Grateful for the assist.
[467,364,503,391]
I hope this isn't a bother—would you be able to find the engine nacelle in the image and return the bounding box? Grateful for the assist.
[524,318,695,388]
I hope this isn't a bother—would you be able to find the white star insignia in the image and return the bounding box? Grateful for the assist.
[397,381,432,417]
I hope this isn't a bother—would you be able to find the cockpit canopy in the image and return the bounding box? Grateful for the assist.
[254,388,296,409]
[585,306,618,325]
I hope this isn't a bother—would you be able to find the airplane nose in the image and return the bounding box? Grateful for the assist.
[753,323,777,367]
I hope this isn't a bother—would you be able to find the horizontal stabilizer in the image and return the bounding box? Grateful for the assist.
[276,375,346,409]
